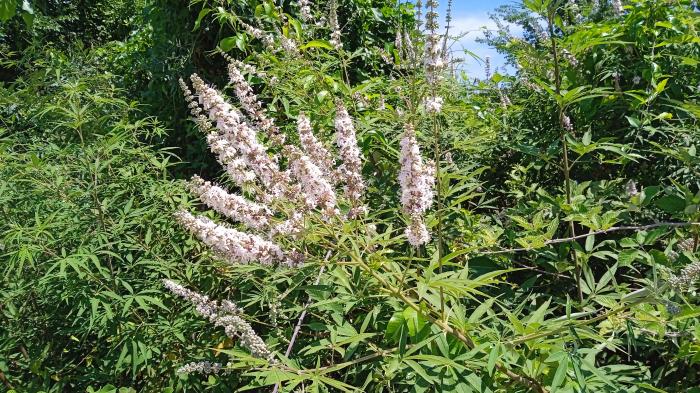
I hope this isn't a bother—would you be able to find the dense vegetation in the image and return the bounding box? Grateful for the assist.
[1,0,699,392]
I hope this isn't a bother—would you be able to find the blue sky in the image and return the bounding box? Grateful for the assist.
[431,0,519,78]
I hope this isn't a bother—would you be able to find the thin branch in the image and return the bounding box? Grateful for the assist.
[479,222,700,256]
[272,250,332,393]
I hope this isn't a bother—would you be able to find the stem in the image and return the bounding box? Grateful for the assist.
[272,251,331,393]
[433,115,446,322]
[547,8,583,304]
[479,222,700,255]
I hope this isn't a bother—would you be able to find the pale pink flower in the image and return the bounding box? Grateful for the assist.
[188,175,272,230]
[297,114,336,183]
[240,21,274,50]
[334,103,367,217]
[280,36,299,55]
[270,211,305,238]
[398,123,435,246]
[612,0,623,16]
[175,210,299,267]
[177,361,225,375]
[163,279,275,362]
[190,74,291,200]
[329,0,343,50]
[286,146,339,219]
[562,114,573,132]
[406,218,430,246]
[424,96,444,114]
[226,61,285,146]
[205,133,257,188]
[297,0,312,22]
[484,56,492,80]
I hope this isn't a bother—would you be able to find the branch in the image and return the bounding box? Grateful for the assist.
[479,222,700,256]
[272,251,331,393]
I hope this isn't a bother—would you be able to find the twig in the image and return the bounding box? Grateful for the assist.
[479,222,700,256]
[0,370,13,390]
[272,251,331,393]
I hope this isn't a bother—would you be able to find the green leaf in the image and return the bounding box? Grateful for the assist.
[301,40,334,50]
[193,8,211,31]
[582,131,592,146]
[655,195,685,213]
[385,311,405,339]
[404,359,433,383]
[617,250,638,267]
[219,36,237,52]
[403,307,426,337]
[635,383,669,393]
[487,344,499,376]
[551,356,569,393]
[626,116,641,128]
[0,0,17,22]
[655,78,669,94]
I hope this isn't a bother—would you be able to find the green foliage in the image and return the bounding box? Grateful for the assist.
[1,0,700,392]
[0,50,222,391]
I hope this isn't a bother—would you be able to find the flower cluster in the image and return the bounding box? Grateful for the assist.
[163,279,275,362]
[240,21,275,50]
[562,114,574,132]
[567,0,582,22]
[188,175,271,230]
[424,96,444,114]
[612,72,622,92]
[612,0,623,16]
[226,60,285,146]
[207,134,258,189]
[484,56,492,80]
[678,238,695,252]
[286,146,339,218]
[179,78,213,133]
[403,31,417,67]
[223,53,266,78]
[415,0,423,29]
[177,361,225,375]
[174,211,299,268]
[190,74,291,200]
[398,123,435,246]
[280,36,299,55]
[519,76,542,93]
[561,48,578,67]
[499,89,511,108]
[668,261,700,291]
[175,69,377,372]
[423,9,445,87]
[297,114,336,183]
[297,0,312,23]
[335,103,367,217]
[329,0,343,50]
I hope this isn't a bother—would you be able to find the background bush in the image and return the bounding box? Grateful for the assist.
[1,0,699,392]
